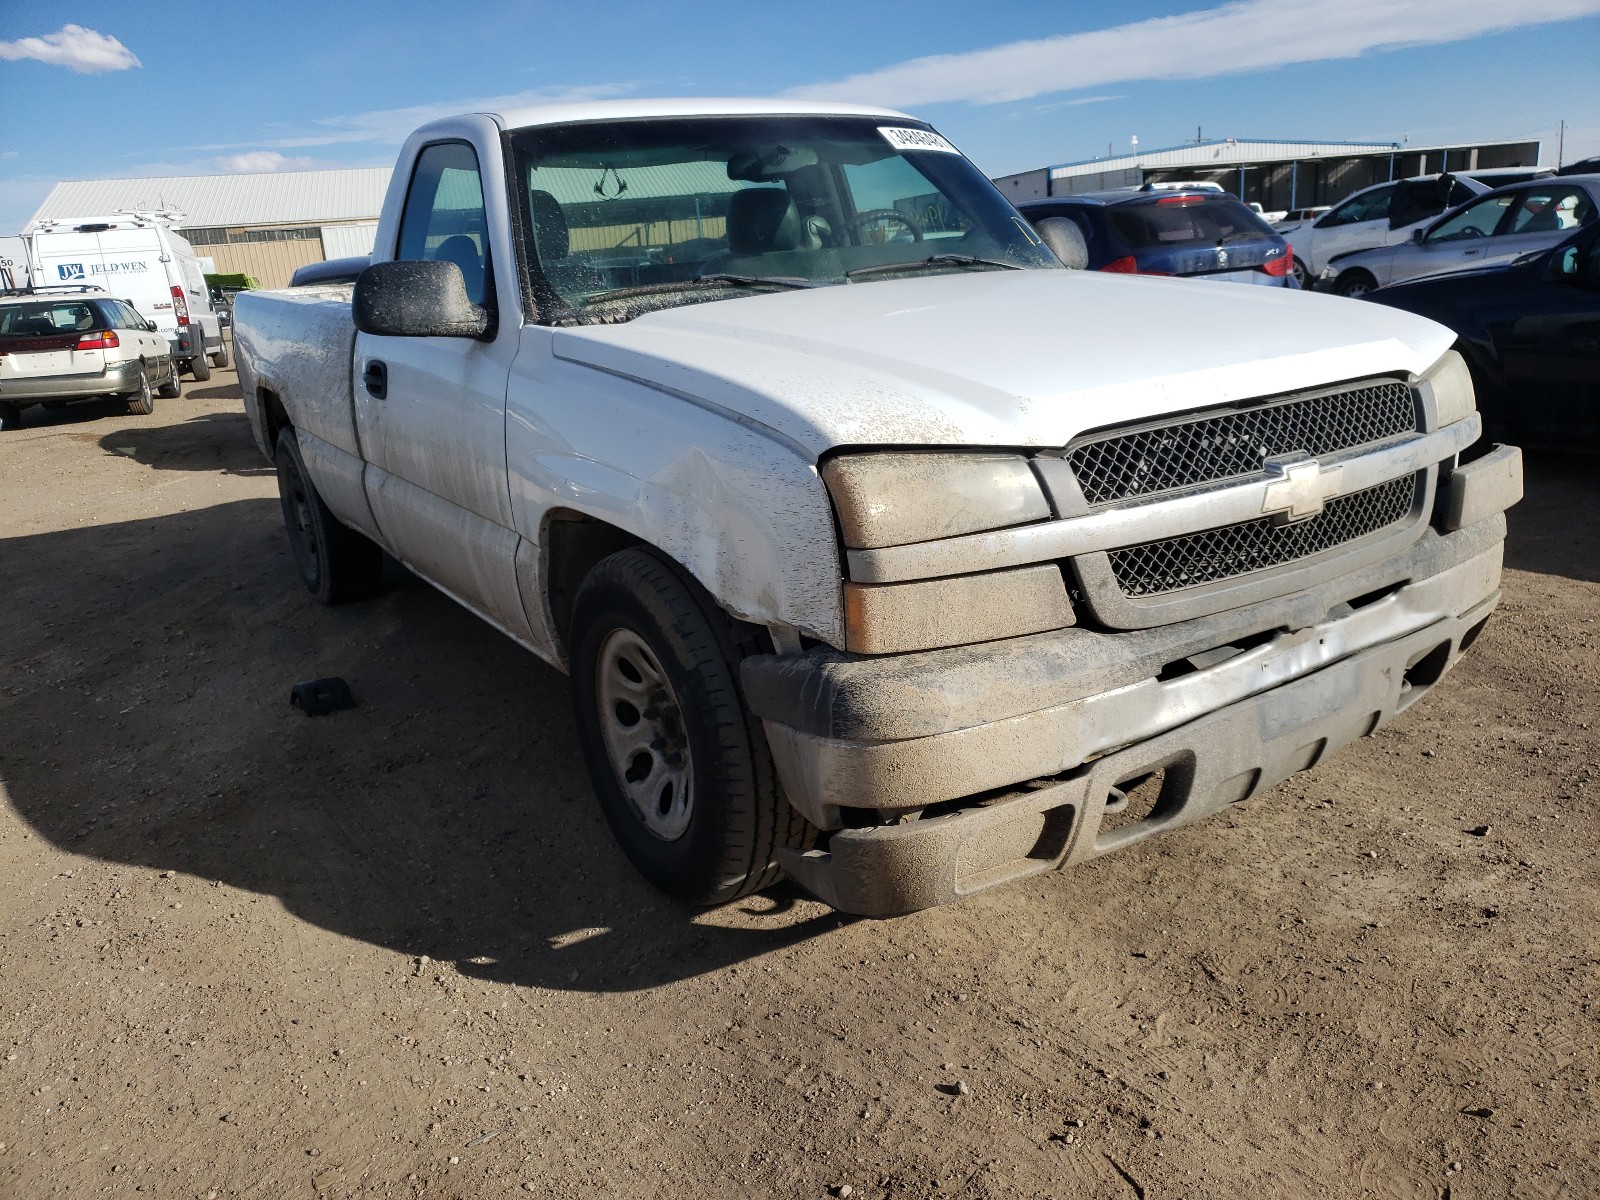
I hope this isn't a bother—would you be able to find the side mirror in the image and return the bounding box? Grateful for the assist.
[1032,217,1089,270]
[146,321,159,332]
[353,260,490,339]
[1411,228,1427,245]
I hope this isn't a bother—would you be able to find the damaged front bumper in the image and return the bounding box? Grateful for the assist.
[741,445,1522,916]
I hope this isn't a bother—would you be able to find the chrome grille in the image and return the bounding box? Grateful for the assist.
[1108,475,1419,598]
[1069,382,1416,507]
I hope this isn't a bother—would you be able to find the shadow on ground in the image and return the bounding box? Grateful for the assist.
[0,492,843,994]
[97,410,272,476]
[1503,449,1600,584]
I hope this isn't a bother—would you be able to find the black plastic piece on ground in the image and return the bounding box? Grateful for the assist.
[290,677,355,717]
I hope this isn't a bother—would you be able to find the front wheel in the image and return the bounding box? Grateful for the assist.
[0,403,24,431]
[274,428,385,604]
[1334,270,1378,299]
[187,352,211,382]
[125,369,155,416]
[210,340,229,369]
[568,547,812,905]
[157,361,182,399]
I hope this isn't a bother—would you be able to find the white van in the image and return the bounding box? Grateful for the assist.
[27,212,228,380]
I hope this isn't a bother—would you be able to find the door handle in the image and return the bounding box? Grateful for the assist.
[363,359,387,399]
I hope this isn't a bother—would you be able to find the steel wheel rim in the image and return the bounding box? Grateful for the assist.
[595,627,693,841]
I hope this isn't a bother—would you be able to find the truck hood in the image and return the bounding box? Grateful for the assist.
[551,269,1455,458]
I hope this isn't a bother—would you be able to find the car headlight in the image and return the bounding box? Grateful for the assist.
[1418,349,1476,429]
[822,452,1072,653]
[821,451,1051,549]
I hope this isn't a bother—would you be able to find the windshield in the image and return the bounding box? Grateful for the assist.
[1107,195,1277,249]
[508,115,1058,322]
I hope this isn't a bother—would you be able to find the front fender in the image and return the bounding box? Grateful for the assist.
[506,333,844,646]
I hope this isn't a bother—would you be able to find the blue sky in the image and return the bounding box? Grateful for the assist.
[3,0,1598,234]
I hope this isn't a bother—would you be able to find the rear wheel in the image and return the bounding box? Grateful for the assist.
[125,369,156,416]
[0,403,24,431]
[1291,259,1311,289]
[187,352,211,382]
[1334,270,1378,299]
[568,547,813,905]
[274,428,385,604]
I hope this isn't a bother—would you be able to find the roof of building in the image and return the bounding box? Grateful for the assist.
[24,168,394,232]
[1046,139,1400,179]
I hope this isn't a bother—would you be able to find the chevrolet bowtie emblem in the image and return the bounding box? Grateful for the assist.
[1261,456,1343,524]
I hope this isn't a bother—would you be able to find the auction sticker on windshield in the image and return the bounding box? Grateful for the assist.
[878,127,960,154]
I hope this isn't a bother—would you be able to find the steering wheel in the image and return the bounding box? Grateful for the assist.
[846,209,923,245]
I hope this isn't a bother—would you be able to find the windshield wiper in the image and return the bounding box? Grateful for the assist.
[844,254,1026,281]
[581,273,819,306]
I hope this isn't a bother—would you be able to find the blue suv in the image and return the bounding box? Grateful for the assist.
[1019,189,1297,286]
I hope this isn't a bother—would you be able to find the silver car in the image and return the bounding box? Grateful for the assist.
[1317,176,1600,297]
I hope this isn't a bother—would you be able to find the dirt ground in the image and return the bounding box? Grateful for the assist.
[1,366,1596,1200]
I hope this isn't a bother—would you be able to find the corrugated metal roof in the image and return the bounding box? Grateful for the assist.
[24,168,394,232]
[1050,140,1397,179]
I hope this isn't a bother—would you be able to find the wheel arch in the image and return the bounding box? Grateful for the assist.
[541,508,647,661]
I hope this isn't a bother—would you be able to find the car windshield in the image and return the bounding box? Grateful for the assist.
[508,115,1058,322]
[1106,195,1277,249]
[0,300,107,335]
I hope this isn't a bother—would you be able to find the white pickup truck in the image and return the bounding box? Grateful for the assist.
[234,98,1524,916]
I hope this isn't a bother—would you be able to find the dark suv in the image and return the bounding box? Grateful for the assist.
[1019,189,1296,286]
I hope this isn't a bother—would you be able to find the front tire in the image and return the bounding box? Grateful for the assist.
[0,402,24,431]
[125,368,156,416]
[568,547,812,905]
[210,340,229,369]
[1334,270,1378,299]
[274,428,385,604]
[187,352,211,382]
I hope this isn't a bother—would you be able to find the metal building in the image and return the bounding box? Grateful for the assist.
[994,137,1542,211]
[23,169,392,287]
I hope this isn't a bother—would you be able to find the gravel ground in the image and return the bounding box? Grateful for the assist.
[1,369,1595,1199]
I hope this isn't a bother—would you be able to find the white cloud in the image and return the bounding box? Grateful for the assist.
[1064,95,1124,107]
[213,83,637,150]
[0,24,140,74]
[213,151,319,173]
[786,0,1600,107]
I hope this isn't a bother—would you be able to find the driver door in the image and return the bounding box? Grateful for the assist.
[352,140,536,644]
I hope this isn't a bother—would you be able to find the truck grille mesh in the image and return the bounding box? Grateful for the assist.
[1108,475,1419,598]
[1069,382,1416,506]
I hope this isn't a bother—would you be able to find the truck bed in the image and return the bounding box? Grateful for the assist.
[233,286,360,464]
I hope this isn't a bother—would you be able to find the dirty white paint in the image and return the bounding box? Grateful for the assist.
[551,270,1457,457]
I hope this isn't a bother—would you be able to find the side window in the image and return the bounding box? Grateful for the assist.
[1508,186,1596,235]
[1425,194,1514,243]
[111,302,143,328]
[397,142,490,306]
[1319,184,1395,227]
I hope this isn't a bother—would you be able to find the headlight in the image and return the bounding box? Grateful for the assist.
[1419,349,1476,428]
[821,451,1050,549]
[843,567,1074,654]
[822,452,1070,653]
